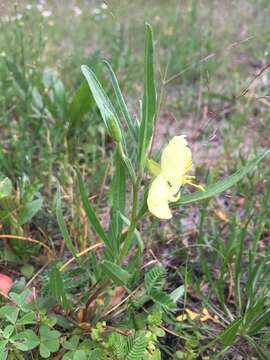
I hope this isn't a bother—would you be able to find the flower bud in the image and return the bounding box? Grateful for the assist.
[107,114,122,143]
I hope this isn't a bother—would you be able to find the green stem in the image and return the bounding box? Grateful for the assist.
[118,179,139,262]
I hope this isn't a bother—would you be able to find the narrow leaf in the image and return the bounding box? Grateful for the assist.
[138,151,269,220]
[108,153,126,253]
[173,150,270,207]
[138,23,156,173]
[49,266,69,310]
[75,168,113,256]
[220,318,242,346]
[103,60,137,141]
[55,184,80,264]
[248,308,270,336]
[81,65,118,129]
[101,260,130,286]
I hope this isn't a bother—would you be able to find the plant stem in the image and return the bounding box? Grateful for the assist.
[82,279,110,322]
[118,179,139,262]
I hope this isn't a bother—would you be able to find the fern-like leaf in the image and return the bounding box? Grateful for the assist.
[126,331,147,360]
[145,266,166,293]
[110,333,127,359]
[150,290,176,312]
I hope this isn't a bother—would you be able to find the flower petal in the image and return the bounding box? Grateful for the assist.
[147,175,172,219]
[161,135,192,194]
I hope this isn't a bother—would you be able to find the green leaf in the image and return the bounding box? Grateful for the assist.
[110,333,127,358]
[62,335,80,351]
[0,340,8,360]
[55,184,81,265]
[150,290,176,311]
[101,260,130,286]
[11,330,39,351]
[0,305,19,324]
[120,214,144,252]
[0,178,12,199]
[126,331,147,360]
[49,266,70,310]
[75,168,112,256]
[74,350,87,360]
[248,308,270,336]
[138,23,156,173]
[145,266,166,293]
[173,150,270,207]
[4,57,28,98]
[18,198,43,225]
[9,289,31,307]
[16,311,36,325]
[39,324,61,358]
[68,80,93,131]
[3,325,15,338]
[103,60,137,141]
[139,151,270,220]
[220,318,242,346]
[20,264,35,279]
[108,153,126,253]
[81,64,119,131]
[170,285,185,302]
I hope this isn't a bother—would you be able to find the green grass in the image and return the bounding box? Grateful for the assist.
[0,0,270,359]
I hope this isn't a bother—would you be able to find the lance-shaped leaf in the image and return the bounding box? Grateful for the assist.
[81,64,119,131]
[101,260,130,286]
[75,168,114,258]
[138,23,156,173]
[172,150,270,207]
[55,184,81,265]
[49,266,69,310]
[108,152,126,253]
[138,150,269,219]
[103,60,137,142]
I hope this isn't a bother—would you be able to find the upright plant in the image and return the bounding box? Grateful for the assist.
[55,23,269,358]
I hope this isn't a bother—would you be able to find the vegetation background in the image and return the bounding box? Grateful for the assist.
[0,0,270,359]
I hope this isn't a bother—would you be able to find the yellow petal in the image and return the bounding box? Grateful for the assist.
[147,175,172,219]
[200,308,211,322]
[176,313,187,322]
[161,136,192,195]
[185,308,200,320]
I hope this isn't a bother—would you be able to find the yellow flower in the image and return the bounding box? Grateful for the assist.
[147,136,204,219]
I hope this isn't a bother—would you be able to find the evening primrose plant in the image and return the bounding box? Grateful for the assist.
[54,23,269,356]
